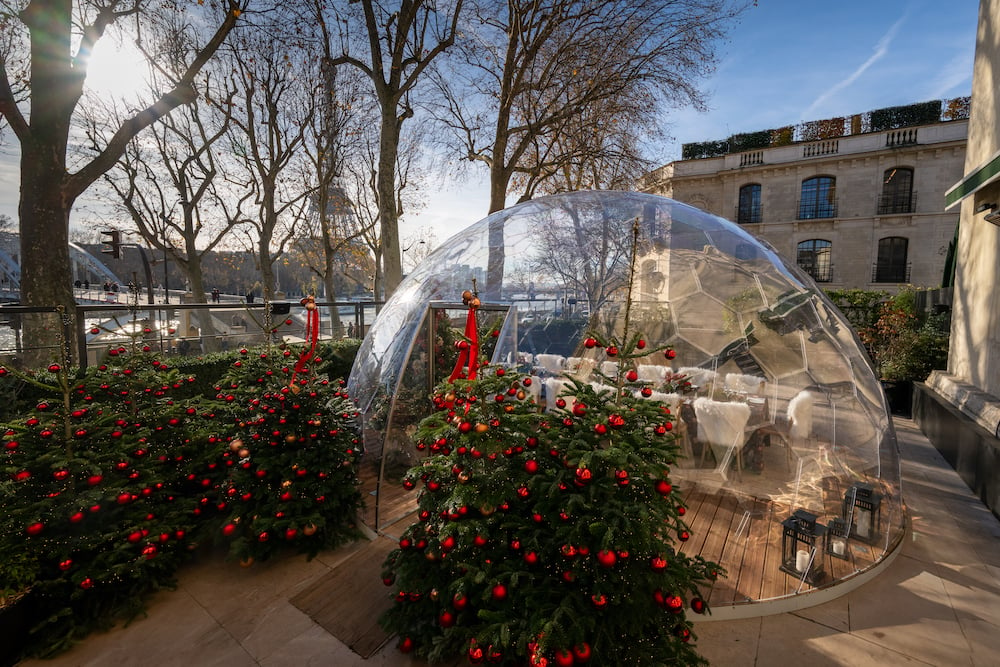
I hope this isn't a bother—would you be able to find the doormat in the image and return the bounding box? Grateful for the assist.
[291,536,396,659]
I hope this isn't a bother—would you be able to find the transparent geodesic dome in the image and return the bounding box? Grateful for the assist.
[349,191,903,607]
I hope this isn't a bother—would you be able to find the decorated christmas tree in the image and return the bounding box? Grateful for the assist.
[380,262,723,665]
[0,347,208,656]
[202,296,363,564]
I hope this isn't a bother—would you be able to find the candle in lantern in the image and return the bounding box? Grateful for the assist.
[832,538,846,556]
[796,549,810,572]
[856,509,871,538]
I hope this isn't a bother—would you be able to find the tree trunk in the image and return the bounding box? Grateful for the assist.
[377,110,402,297]
[19,146,77,367]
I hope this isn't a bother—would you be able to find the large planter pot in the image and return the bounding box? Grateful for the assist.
[881,380,913,417]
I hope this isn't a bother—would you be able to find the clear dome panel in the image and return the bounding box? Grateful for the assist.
[349,191,903,608]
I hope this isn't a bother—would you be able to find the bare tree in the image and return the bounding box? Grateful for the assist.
[435,0,747,298]
[0,0,248,363]
[218,23,319,303]
[88,76,250,349]
[330,0,464,298]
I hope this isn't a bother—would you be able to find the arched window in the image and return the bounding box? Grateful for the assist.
[878,167,914,214]
[874,237,909,283]
[798,176,837,219]
[737,184,762,224]
[797,239,832,282]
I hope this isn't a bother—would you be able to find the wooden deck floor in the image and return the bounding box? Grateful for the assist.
[356,456,901,609]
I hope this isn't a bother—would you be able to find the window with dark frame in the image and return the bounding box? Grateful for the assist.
[878,167,914,214]
[797,239,833,282]
[798,176,837,219]
[738,183,762,224]
[875,236,909,283]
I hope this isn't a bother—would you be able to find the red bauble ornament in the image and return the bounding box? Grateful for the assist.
[655,479,672,496]
[69,511,85,523]
[584,337,598,349]
[222,523,238,537]
[691,597,706,614]
[572,402,587,416]
[650,555,668,572]
[441,535,456,551]
[116,492,132,505]
[626,369,638,382]
[664,348,676,360]
[491,583,508,601]
[572,642,592,662]
[473,534,488,547]
[453,592,468,610]
[439,610,456,627]
[594,423,607,435]
[553,649,574,667]
[80,577,93,590]
[636,339,646,350]
[59,559,73,571]
[25,522,44,536]
[524,459,539,474]
[398,637,415,653]
[678,530,691,542]
[596,549,616,567]
[591,593,608,608]
[524,551,539,565]
[606,345,618,356]
[13,470,30,482]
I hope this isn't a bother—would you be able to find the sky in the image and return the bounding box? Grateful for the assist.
[0,0,981,249]
[403,0,980,244]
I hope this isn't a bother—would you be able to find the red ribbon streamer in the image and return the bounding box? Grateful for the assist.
[448,305,479,382]
[290,304,319,386]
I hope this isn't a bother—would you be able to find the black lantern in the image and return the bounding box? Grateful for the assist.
[780,509,826,585]
[843,482,882,544]
[825,517,849,560]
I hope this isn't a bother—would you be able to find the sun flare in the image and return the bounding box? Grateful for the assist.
[83,37,151,101]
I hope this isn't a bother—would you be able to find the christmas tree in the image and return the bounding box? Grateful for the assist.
[380,284,723,665]
[202,296,363,564]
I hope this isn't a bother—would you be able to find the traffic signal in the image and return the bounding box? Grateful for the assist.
[100,230,122,259]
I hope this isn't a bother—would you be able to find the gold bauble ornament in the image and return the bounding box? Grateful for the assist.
[285,434,298,443]
[303,524,318,536]
[480,504,495,516]
[516,390,526,400]
[229,439,243,452]
[289,383,301,395]
[239,557,255,568]
[238,448,250,459]
[281,480,293,488]
[475,423,489,433]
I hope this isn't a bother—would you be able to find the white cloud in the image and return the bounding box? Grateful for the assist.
[802,13,906,118]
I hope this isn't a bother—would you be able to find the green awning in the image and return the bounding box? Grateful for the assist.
[945,149,1000,209]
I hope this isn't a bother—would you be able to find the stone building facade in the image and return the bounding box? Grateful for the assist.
[641,114,968,291]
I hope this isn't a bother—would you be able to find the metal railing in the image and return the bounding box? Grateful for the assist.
[871,263,911,284]
[0,299,382,370]
[876,191,917,215]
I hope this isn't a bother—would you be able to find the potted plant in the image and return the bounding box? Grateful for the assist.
[859,288,950,416]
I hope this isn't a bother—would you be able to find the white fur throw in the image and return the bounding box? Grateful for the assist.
[637,364,672,383]
[638,390,685,416]
[536,354,565,374]
[788,390,815,439]
[693,398,751,447]
[724,373,766,395]
[678,367,718,389]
